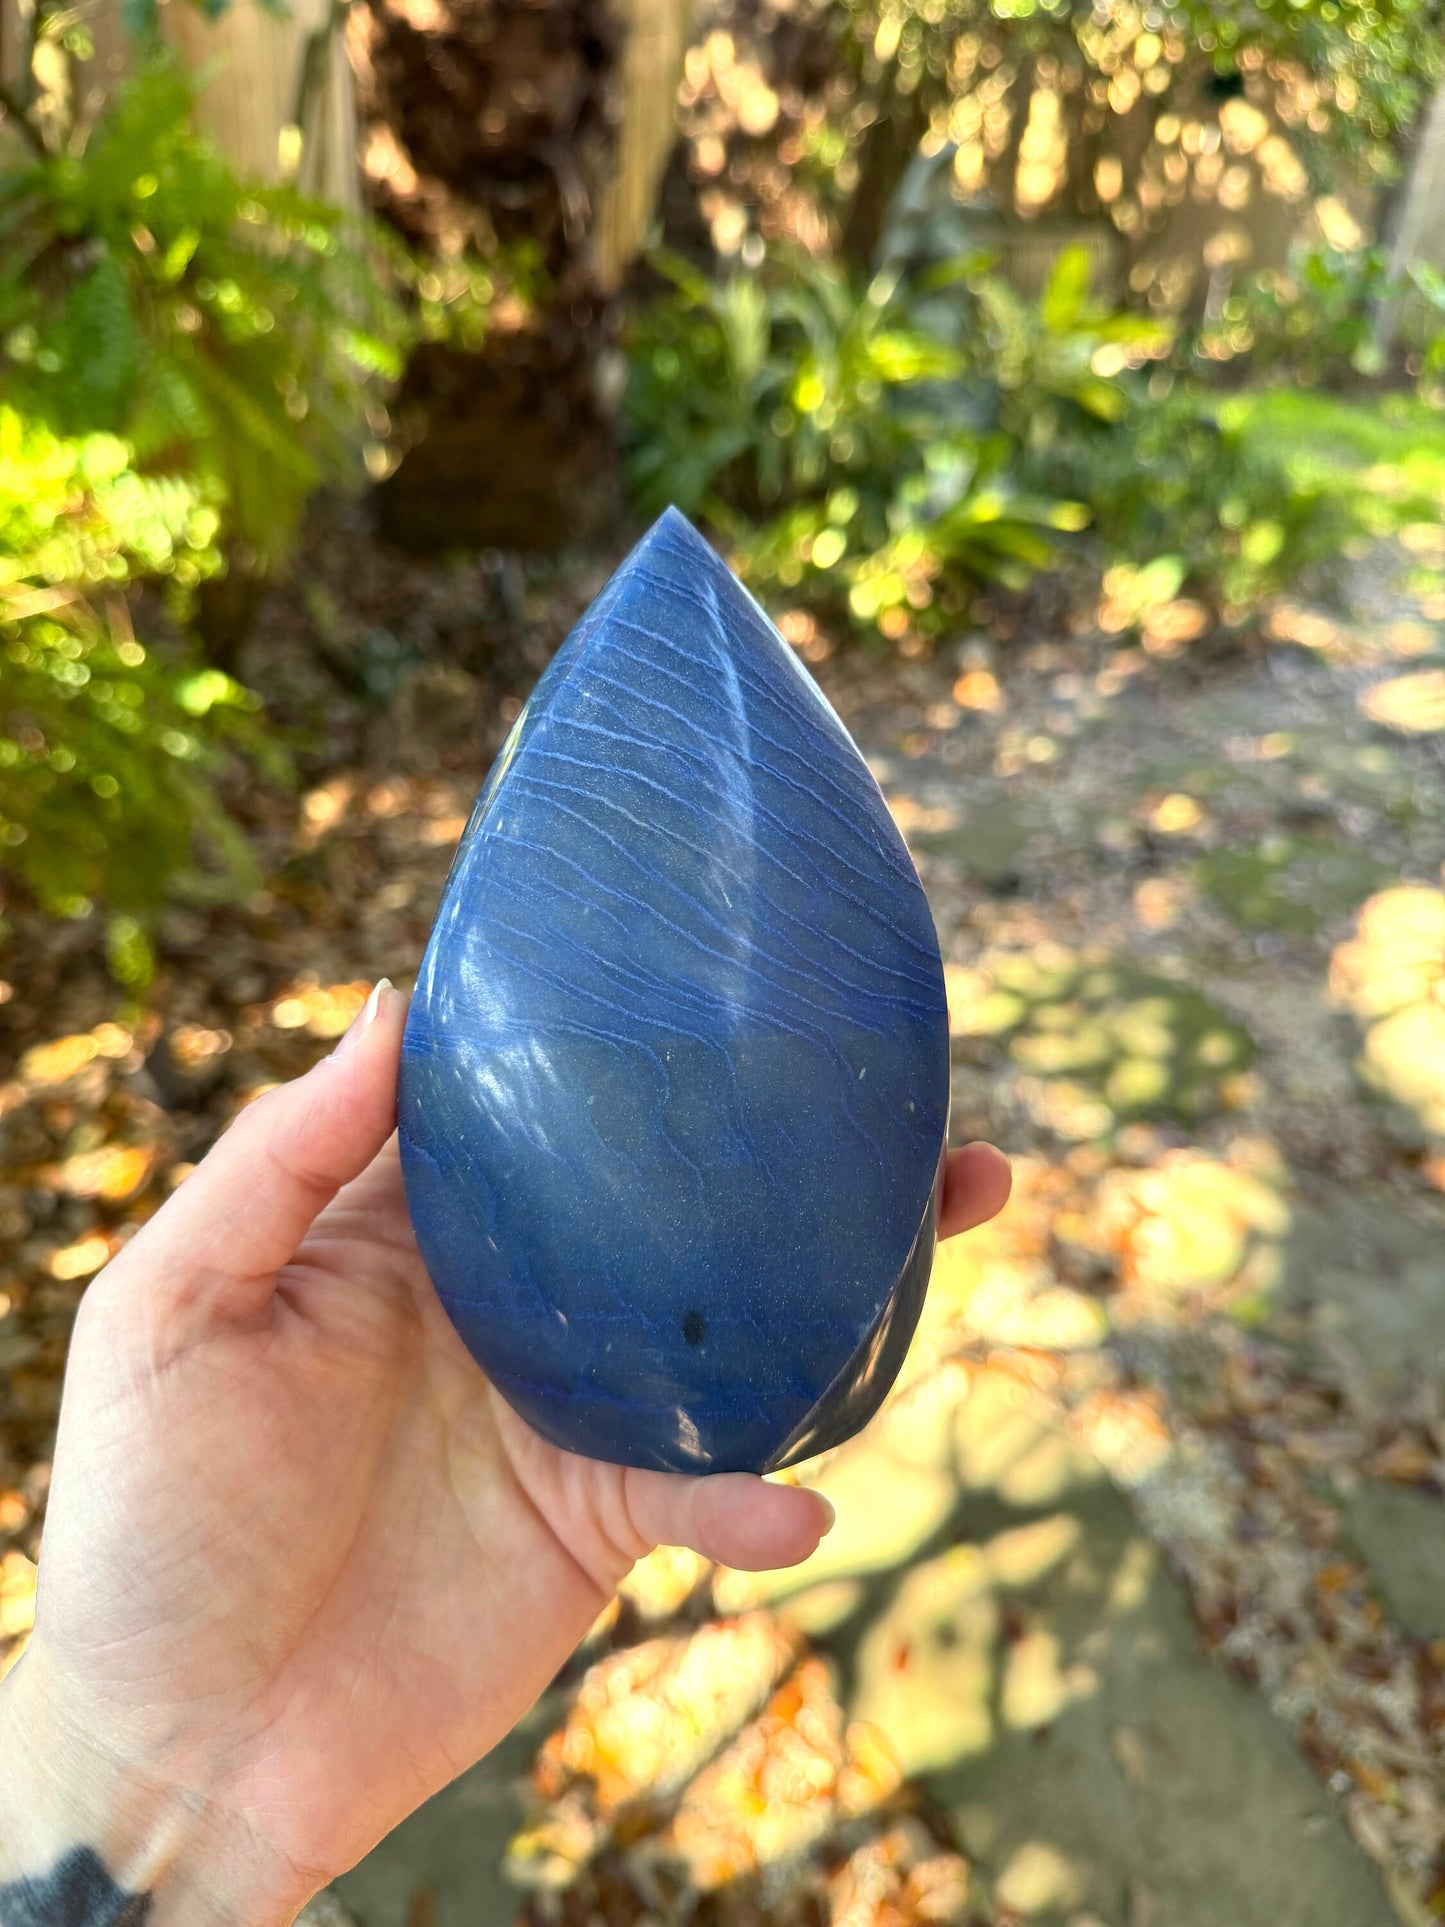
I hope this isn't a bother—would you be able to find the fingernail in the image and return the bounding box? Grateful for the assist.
[333,978,393,1060]
[814,1494,837,1537]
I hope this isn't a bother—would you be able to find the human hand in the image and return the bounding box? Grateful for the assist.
[0,983,1011,1925]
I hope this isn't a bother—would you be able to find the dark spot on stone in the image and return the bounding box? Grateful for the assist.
[682,1309,706,1347]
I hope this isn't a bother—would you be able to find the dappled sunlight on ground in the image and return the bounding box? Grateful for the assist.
[1089,1147,1290,1324]
[504,1360,1128,1920]
[1331,884,1445,1145]
[1360,669,1445,736]
[945,947,1256,1140]
[491,1095,1411,1917]
[660,1660,901,1888]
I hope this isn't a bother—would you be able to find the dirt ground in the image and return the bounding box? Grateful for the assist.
[3,508,1444,1925]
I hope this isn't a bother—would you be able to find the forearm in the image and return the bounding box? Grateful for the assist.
[0,1648,306,1927]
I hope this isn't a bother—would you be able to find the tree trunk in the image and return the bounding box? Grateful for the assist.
[350,0,627,551]
[997,55,1035,221]
[841,80,930,270]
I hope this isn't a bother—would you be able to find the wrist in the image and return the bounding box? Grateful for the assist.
[0,1643,311,1927]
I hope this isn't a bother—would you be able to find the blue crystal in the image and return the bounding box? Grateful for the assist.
[398,509,950,1474]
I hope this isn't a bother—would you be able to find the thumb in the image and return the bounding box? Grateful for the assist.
[622,1468,835,1574]
[118,980,408,1330]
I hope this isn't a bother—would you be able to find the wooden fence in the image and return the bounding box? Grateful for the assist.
[595,0,698,287]
[166,0,361,211]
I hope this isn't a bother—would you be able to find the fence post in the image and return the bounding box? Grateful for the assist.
[165,0,360,211]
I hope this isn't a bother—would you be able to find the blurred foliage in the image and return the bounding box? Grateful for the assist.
[0,37,529,958]
[0,410,274,938]
[1071,381,1360,622]
[957,244,1172,446]
[625,241,1445,641]
[1202,244,1400,386]
[624,248,1116,640]
[1039,369,1445,626]
[947,948,1257,1141]
[843,0,1441,192]
[1412,263,1445,395]
[0,57,499,957]
[1007,250,1445,626]
[672,0,1444,294]
[0,61,410,570]
[625,251,962,522]
[1195,243,1445,392]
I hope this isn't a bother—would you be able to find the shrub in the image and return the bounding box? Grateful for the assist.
[624,243,1445,649]
[0,56,430,961]
[1085,373,1445,635]
[0,410,274,951]
[1188,243,1445,397]
[1199,246,1397,386]
[958,247,1173,454]
[0,59,410,573]
[1073,379,1346,623]
[623,249,1090,642]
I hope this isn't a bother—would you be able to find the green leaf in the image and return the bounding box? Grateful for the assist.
[63,254,139,430]
[1073,378,1127,422]
[1041,247,1091,334]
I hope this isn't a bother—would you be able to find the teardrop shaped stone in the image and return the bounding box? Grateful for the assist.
[399,508,950,1474]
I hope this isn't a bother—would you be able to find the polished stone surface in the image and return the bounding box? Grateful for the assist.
[399,508,950,1473]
